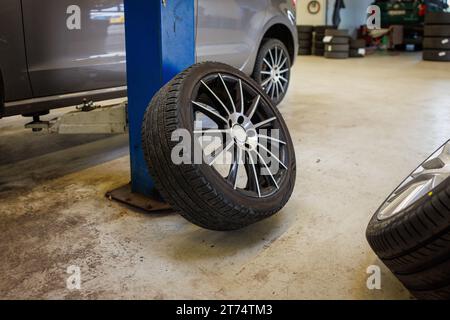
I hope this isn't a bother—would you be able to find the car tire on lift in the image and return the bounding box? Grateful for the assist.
[142,62,296,231]
[366,140,450,300]
[423,50,450,61]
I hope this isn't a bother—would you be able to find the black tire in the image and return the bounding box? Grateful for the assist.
[299,41,312,49]
[350,48,365,57]
[315,34,325,42]
[424,25,450,37]
[297,25,313,33]
[298,48,312,55]
[324,51,349,59]
[314,25,335,34]
[142,62,296,231]
[324,36,350,45]
[423,37,450,50]
[314,49,325,56]
[425,12,450,25]
[325,44,350,52]
[350,39,366,49]
[252,38,291,105]
[325,29,348,37]
[314,41,325,49]
[366,141,450,300]
[298,32,313,41]
[423,50,450,61]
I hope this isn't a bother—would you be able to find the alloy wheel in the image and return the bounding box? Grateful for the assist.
[260,46,290,102]
[191,72,291,198]
[377,140,450,220]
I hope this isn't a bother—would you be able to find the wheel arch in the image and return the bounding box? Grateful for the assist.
[260,22,297,66]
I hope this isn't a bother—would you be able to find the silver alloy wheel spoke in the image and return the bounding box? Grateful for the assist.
[247,95,261,120]
[265,81,274,95]
[254,117,276,129]
[209,141,234,166]
[247,150,261,197]
[254,150,279,189]
[201,80,231,116]
[238,79,244,113]
[277,49,284,65]
[257,142,288,170]
[192,101,228,124]
[231,148,243,190]
[263,58,273,70]
[278,80,285,93]
[269,49,276,66]
[219,73,236,113]
[258,134,286,145]
[261,77,272,87]
[194,129,230,135]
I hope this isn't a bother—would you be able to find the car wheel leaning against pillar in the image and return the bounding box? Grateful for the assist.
[142,62,296,231]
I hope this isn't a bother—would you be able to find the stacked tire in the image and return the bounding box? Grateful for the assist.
[350,39,366,58]
[423,12,450,62]
[313,25,335,56]
[297,25,313,55]
[324,29,350,59]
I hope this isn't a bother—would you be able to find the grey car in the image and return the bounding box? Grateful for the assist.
[0,0,297,119]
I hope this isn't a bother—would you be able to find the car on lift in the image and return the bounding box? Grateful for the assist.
[0,0,297,121]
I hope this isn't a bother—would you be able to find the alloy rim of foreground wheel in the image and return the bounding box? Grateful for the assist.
[191,72,290,199]
[260,46,289,102]
[377,140,450,220]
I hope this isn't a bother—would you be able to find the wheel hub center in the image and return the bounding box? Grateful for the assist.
[231,125,247,143]
[272,66,281,81]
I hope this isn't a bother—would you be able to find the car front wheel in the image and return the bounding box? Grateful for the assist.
[252,38,291,106]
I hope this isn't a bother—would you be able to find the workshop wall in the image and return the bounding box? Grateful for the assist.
[297,0,327,25]
[326,0,373,37]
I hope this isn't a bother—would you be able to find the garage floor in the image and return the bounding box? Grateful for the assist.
[1,52,449,299]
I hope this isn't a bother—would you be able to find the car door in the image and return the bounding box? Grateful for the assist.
[196,0,268,73]
[21,0,126,98]
[0,0,33,102]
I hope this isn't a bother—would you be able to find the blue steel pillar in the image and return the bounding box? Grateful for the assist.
[123,0,195,197]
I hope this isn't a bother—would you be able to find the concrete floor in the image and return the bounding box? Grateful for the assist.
[1,52,449,299]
